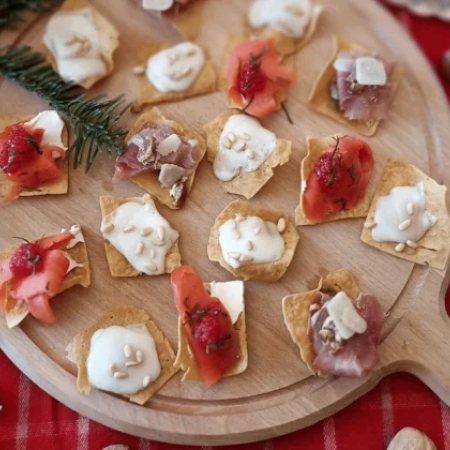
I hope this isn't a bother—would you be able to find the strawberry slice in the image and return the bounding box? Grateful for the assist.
[171,266,241,385]
[26,293,56,324]
[227,38,297,118]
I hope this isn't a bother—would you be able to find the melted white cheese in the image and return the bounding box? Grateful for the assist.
[355,56,387,86]
[209,281,245,325]
[86,324,161,395]
[142,0,174,10]
[213,114,276,182]
[61,225,85,249]
[157,134,181,156]
[100,197,179,275]
[25,111,66,150]
[43,8,107,84]
[218,215,284,269]
[371,182,437,244]
[248,0,314,38]
[325,291,367,341]
[146,42,205,93]
[62,251,83,273]
[158,164,185,188]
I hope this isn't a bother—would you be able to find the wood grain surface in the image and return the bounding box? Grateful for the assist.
[1,0,450,445]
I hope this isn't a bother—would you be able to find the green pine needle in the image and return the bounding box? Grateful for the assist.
[0,45,130,172]
[0,0,61,29]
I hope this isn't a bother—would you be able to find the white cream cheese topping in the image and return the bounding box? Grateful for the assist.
[25,111,66,150]
[62,251,83,274]
[43,8,107,85]
[209,281,245,325]
[142,0,174,10]
[213,114,277,182]
[248,0,314,38]
[61,225,85,249]
[325,291,367,341]
[218,215,285,269]
[86,324,161,395]
[100,196,179,275]
[369,182,437,249]
[146,42,205,93]
[355,57,387,86]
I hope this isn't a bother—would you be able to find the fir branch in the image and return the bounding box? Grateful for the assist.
[0,45,130,172]
[0,0,61,29]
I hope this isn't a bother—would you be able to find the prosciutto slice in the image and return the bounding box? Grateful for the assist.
[113,123,202,184]
[310,292,384,377]
[333,51,396,121]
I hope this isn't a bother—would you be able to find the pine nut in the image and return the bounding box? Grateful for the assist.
[124,344,132,358]
[140,227,152,237]
[110,363,118,374]
[227,133,236,143]
[407,202,414,215]
[113,371,128,379]
[245,149,255,159]
[235,214,245,222]
[143,375,152,388]
[123,225,135,233]
[233,141,246,152]
[157,226,165,240]
[125,360,141,367]
[150,237,165,246]
[395,243,406,253]
[229,252,241,259]
[132,65,145,75]
[277,217,286,233]
[101,223,114,233]
[228,257,241,269]
[150,249,156,259]
[135,242,144,255]
[398,219,412,231]
[406,240,418,249]
[240,254,253,262]
[364,221,376,229]
[246,240,253,251]
[220,136,232,149]
[136,350,143,363]
[254,226,262,235]
[144,262,157,271]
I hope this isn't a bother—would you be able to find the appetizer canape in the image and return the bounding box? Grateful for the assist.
[42,0,119,90]
[244,0,323,56]
[221,35,297,118]
[0,225,90,328]
[282,269,384,377]
[66,304,178,405]
[99,194,181,278]
[135,41,216,107]
[172,266,247,385]
[295,135,374,225]
[139,0,204,41]
[0,111,68,203]
[203,109,291,199]
[361,159,450,270]
[309,37,402,136]
[207,200,299,282]
[113,108,206,209]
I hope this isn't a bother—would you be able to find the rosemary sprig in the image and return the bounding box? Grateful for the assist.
[0,46,129,171]
[0,0,61,29]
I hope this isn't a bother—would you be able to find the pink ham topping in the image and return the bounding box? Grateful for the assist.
[333,51,396,121]
[113,123,202,185]
[308,291,384,377]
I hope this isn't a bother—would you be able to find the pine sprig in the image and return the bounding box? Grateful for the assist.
[0,45,129,172]
[0,0,61,29]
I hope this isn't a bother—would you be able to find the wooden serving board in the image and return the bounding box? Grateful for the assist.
[1,0,450,445]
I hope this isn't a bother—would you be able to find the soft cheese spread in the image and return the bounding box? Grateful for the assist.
[248,0,314,38]
[368,182,437,251]
[209,280,245,324]
[213,114,276,182]
[43,8,107,85]
[146,42,205,92]
[100,196,179,275]
[218,215,284,269]
[86,324,161,395]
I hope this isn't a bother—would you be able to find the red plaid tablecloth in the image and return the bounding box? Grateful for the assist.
[1,2,450,449]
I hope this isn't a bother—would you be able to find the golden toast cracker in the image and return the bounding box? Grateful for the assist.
[42,0,120,90]
[168,0,205,41]
[203,109,291,199]
[295,134,371,226]
[174,281,247,382]
[0,227,90,328]
[243,2,323,56]
[66,304,178,405]
[361,159,450,270]
[207,200,299,282]
[308,37,403,137]
[0,114,68,198]
[125,107,206,210]
[135,42,216,107]
[282,269,359,377]
[99,195,182,278]
[219,34,296,114]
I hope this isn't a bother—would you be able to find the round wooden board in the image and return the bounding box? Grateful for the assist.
[1,0,450,445]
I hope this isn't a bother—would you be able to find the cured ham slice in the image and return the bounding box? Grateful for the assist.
[333,51,396,121]
[309,293,384,377]
[113,123,202,185]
